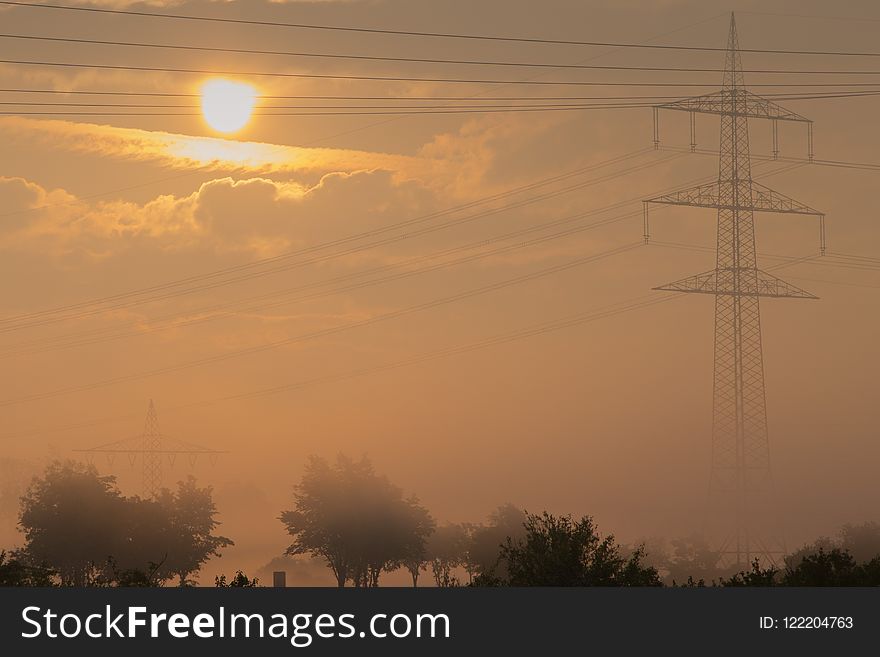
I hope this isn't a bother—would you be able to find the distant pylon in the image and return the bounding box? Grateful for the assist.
[644,14,826,567]
[74,400,226,498]
[142,400,163,499]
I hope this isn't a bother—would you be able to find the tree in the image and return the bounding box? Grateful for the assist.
[18,461,232,586]
[426,524,468,587]
[839,522,880,564]
[0,458,37,527]
[400,551,427,588]
[372,493,433,588]
[782,548,864,586]
[0,549,55,587]
[19,461,130,586]
[858,556,880,586]
[720,558,779,586]
[664,533,730,585]
[476,512,661,586]
[280,455,433,587]
[465,504,527,582]
[783,536,835,573]
[215,570,259,587]
[157,477,233,586]
[398,503,436,587]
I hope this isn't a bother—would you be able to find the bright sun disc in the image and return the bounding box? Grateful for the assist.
[200,79,256,133]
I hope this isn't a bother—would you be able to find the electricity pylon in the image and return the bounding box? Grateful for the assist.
[75,400,225,498]
[142,399,162,499]
[644,14,825,567]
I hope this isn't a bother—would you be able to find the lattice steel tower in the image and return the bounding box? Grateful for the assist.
[644,14,825,566]
[75,400,225,498]
[141,400,163,499]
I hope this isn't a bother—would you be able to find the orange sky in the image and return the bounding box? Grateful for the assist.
[1,0,879,582]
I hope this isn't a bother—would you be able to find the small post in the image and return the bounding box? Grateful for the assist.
[819,214,826,256]
[689,111,697,152]
[652,107,659,149]
[643,202,650,244]
[772,119,779,160]
[273,571,287,588]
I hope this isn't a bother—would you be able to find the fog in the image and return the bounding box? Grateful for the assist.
[0,0,878,584]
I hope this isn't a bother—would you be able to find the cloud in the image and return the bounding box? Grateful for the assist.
[0,177,80,235]
[0,117,434,178]
[56,1,189,6]
[0,169,437,258]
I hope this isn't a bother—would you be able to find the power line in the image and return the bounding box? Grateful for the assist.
[662,145,880,173]
[0,248,821,439]
[11,32,880,72]
[200,294,678,406]
[5,2,880,58]
[825,250,880,264]
[215,246,833,409]
[0,149,663,329]
[10,84,880,99]
[8,57,880,81]
[0,33,761,71]
[0,153,672,331]
[0,58,716,86]
[5,90,880,108]
[3,89,878,118]
[0,158,811,342]
[0,100,717,108]
[0,246,830,440]
[0,159,807,355]
[0,106,661,117]
[740,9,880,25]
[651,241,880,273]
[786,275,880,290]
[0,291,680,441]
[0,242,644,408]
[0,206,645,359]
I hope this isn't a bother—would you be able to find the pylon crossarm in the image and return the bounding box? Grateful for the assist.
[645,181,823,216]
[159,434,227,454]
[654,269,818,299]
[72,434,144,452]
[750,182,823,216]
[653,269,717,294]
[656,90,809,123]
[752,270,819,298]
[646,181,720,209]
[75,433,225,455]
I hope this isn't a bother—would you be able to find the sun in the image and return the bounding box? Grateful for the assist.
[200,79,257,134]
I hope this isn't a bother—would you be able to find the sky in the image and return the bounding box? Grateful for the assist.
[0,0,879,582]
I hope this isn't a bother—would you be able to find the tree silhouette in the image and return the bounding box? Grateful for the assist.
[839,522,880,564]
[465,504,526,582]
[0,458,36,528]
[400,550,427,587]
[17,461,231,586]
[280,455,433,587]
[19,461,130,586]
[157,477,233,586]
[475,512,660,586]
[0,549,55,586]
[781,547,874,586]
[783,535,836,573]
[215,570,259,587]
[720,558,779,586]
[664,533,730,585]
[427,523,468,587]
[398,504,437,587]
